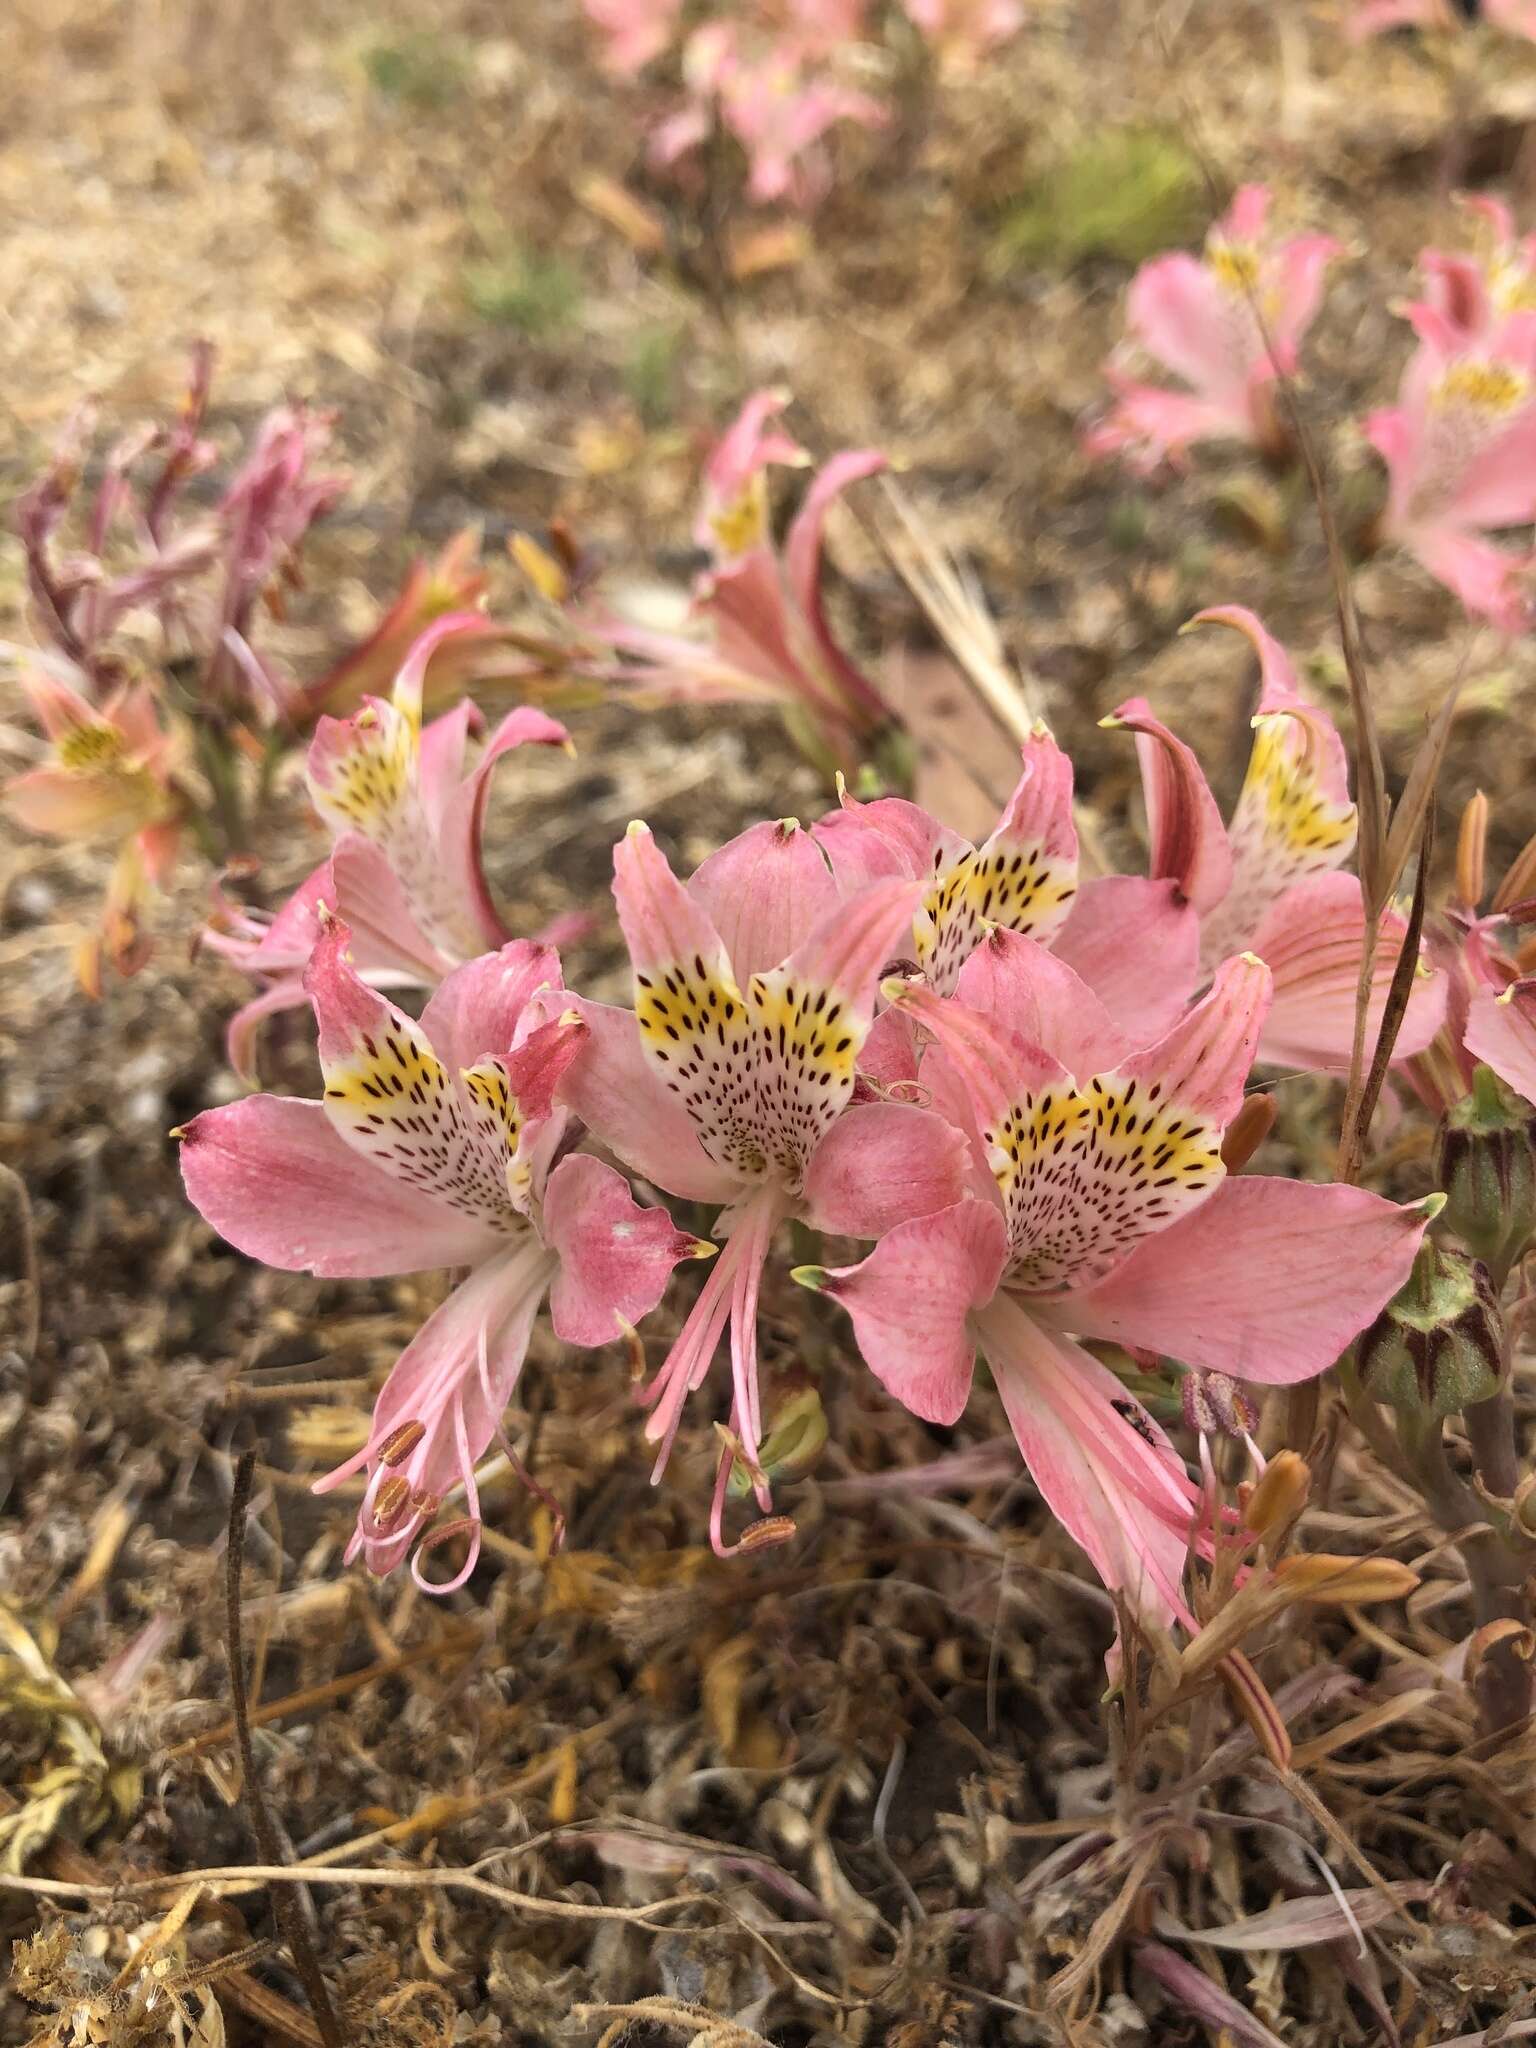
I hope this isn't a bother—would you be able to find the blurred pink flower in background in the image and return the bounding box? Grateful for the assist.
[1365,248,1536,632]
[1086,186,1341,473]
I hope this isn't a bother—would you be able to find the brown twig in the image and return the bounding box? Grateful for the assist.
[226,1448,346,2047]
[1336,804,1436,1186]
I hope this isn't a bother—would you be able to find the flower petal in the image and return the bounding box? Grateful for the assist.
[783,447,890,727]
[1049,1174,1432,1385]
[1104,697,1233,917]
[1118,951,1271,1126]
[418,939,565,1077]
[806,1199,1008,1424]
[812,785,969,898]
[433,702,570,951]
[557,995,741,1204]
[953,925,1128,1080]
[801,1099,972,1238]
[687,816,839,984]
[1246,871,1445,1073]
[1050,875,1202,1043]
[1465,981,1536,1106]
[542,1152,705,1347]
[917,731,1079,993]
[179,1095,501,1276]
[1190,610,1357,965]
[977,1293,1196,1625]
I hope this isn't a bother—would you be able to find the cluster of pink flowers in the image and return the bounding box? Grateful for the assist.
[582,0,1020,209]
[179,598,1447,1633]
[1088,188,1536,637]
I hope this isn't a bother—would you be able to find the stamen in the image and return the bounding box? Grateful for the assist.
[377,1420,426,1466]
[370,1474,412,1533]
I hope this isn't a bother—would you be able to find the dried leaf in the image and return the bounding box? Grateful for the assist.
[1155,1880,1431,1951]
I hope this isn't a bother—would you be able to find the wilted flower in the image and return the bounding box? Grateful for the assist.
[179,922,702,1588]
[1104,606,1445,1071]
[1364,262,1536,632]
[3,659,184,992]
[1085,185,1340,473]
[798,935,1432,1621]
[556,817,970,1543]
[205,615,569,1078]
[569,391,891,775]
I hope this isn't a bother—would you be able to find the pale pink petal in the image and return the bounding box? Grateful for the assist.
[806,1199,1008,1424]
[1263,234,1343,357]
[178,1095,500,1276]
[1219,184,1270,244]
[784,448,890,727]
[558,996,741,1204]
[224,975,308,1085]
[801,1099,972,1238]
[811,786,969,897]
[977,1294,1196,1624]
[613,821,735,986]
[414,699,480,836]
[953,926,1128,1079]
[1248,872,1446,1073]
[388,612,500,731]
[1048,1175,1432,1385]
[1104,698,1233,917]
[1118,951,1271,1125]
[1447,405,1536,529]
[698,389,805,557]
[777,876,925,1033]
[1050,876,1202,1043]
[418,940,564,1076]
[542,1152,703,1346]
[1084,383,1248,471]
[1128,252,1248,403]
[890,977,1066,1134]
[687,817,839,983]
[1412,527,1533,635]
[328,834,456,982]
[857,1005,922,1087]
[436,703,570,951]
[1465,981,1536,1106]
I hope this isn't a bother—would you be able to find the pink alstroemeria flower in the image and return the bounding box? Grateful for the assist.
[180,922,703,1589]
[652,24,888,212]
[583,391,889,774]
[303,530,491,718]
[556,818,971,1545]
[1105,607,1445,1072]
[4,658,183,992]
[206,615,568,1078]
[1418,198,1536,350]
[1364,274,1536,632]
[1085,186,1340,473]
[798,936,1432,1623]
[811,725,1202,1045]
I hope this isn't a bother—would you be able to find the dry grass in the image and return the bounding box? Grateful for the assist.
[8,1,1536,2042]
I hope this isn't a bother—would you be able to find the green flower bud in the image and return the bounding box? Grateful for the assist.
[727,1388,828,1499]
[1434,1064,1536,1281]
[1357,1242,1504,1420]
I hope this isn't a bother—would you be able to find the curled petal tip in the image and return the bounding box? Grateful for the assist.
[1097,710,1126,730]
[168,1125,187,1141]
[625,818,651,841]
[1421,1191,1448,1221]
[688,1238,720,1261]
[790,1263,830,1291]
[560,739,578,759]
[775,816,801,838]
[879,972,916,1006]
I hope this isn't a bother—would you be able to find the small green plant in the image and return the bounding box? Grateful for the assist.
[363,32,471,110]
[991,126,1204,274]
[463,246,583,339]
[623,325,682,427]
